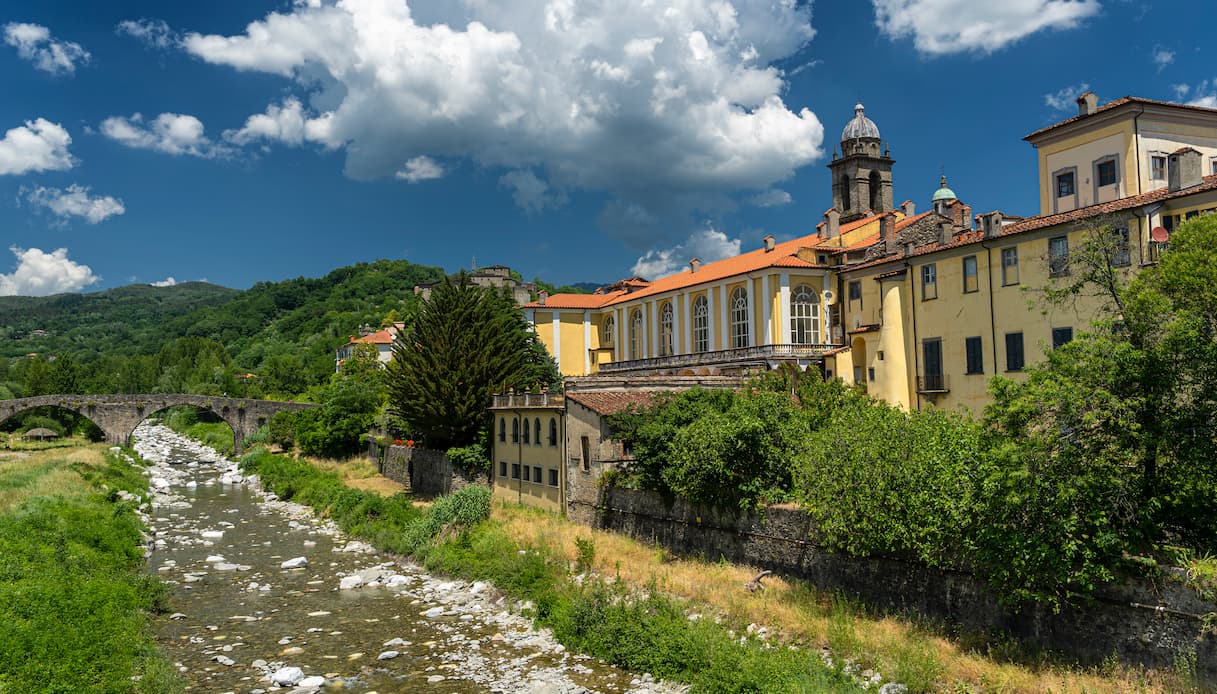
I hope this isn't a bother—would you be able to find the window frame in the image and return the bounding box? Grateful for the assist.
[789,284,822,345]
[499,461,507,478]
[962,255,978,293]
[533,465,542,484]
[534,418,541,446]
[498,417,506,442]
[1048,236,1070,278]
[1150,154,1168,181]
[692,296,709,352]
[1110,227,1131,268]
[511,463,521,480]
[522,417,530,444]
[1095,157,1118,188]
[1052,326,1074,349]
[547,468,559,487]
[1005,332,1025,372]
[730,286,750,348]
[965,336,983,375]
[921,263,938,301]
[548,417,558,446]
[511,417,519,443]
[848,280,862,306]
[1056,170,1076,198]
[659,301,674,356]
[1001,247,1019,286]
[629,308,644,360]
[602,315,615,346]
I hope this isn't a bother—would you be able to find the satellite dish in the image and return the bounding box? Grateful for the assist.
[822,289,837,305]
[1151,226,1170,243]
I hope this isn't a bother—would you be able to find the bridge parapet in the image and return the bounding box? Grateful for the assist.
[0,394,313,453]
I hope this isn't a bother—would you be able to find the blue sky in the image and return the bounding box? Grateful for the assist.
[1,0,1214,295]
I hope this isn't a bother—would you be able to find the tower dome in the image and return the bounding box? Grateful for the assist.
[841,102,880,141]
[931,174,957,203]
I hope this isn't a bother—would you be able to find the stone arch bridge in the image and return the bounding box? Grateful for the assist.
[0,394,313,453]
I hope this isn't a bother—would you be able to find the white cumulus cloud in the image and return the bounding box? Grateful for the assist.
[748,188,792,207]
[181,0,823,245]
[1151,46,1174,71]
[0,246,99,296]
[631,227,742,278]
[3,22,90,75]
[150,277,177,287]
[100,112,228,158]
[115,18,179,50]
[1044,82,1090,112]
[872,0,1100,55]
[396,155,444,183]
[1175,80,1217,109]
[23,184,126,224]
[0,118,74,175]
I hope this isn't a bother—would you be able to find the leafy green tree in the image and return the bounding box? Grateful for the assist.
[295,373,382,458]
[385,274,558,449]
[48,353,81,394]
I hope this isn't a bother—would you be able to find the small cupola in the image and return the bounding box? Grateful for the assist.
[931,174,957,214]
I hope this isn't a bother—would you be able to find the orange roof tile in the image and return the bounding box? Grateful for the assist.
[566,390,657,416]
[1024,96,1217,141]
[521,291,625,309]
[348,329,395,345]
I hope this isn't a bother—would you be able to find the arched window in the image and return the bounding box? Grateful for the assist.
[602,315,615,346]
[693,296,709,352]
[499,417,506,442]
[790,284,822,345]
[522,417,530,444]
[630,309,644,360]
[659,302,674,356]
[511,418,519,443]
[731,286,750,348]
[534,418,541,446]
[869,170,882,212]
[548,417,558,446]
[840,174,851,210]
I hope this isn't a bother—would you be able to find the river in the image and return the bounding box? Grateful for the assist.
[133,423,683,694]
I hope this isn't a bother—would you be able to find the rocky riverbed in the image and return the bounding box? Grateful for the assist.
[132,422,686,693]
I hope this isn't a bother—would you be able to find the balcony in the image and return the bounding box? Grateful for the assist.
[917,373,950,394]
[600,343,840,374]
[490,392,564,409]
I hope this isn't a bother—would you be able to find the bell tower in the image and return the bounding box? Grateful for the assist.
[828,102,895,221]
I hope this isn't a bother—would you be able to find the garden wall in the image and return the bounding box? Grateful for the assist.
[587,486,1217,680]
[372,444,487,497]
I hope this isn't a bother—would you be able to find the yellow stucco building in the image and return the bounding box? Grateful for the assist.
[526,94,1217,414]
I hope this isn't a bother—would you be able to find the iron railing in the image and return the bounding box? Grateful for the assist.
[490,392,564,409]
[600,343,839,373]
[917,373,950,393]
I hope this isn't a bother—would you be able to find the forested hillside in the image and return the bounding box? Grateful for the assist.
[1,259,446,400]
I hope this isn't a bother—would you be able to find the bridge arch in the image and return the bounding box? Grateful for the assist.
[0,402,105,442]
[0,395,311,453]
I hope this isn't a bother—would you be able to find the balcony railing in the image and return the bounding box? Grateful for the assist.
[600,343,839,374]
[917,373,950,393]
[490,392,564,409]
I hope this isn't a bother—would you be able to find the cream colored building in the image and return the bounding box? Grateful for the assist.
[489,392,565,512]
[527,94,1217,414]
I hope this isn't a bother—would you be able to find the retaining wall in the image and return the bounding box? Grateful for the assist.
[587,486,1217,679]
[371,444,487,497]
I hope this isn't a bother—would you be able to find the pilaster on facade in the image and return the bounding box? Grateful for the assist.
[779,272,791,345]
[552,312,562,372]
[583,310,591,375]
[682,292,692,358]
[706,285,716,352]
[761,274,772,346]
[718,283,729,350]
[649,300,658,358]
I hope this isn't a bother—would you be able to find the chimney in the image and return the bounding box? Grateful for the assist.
[762,234,776,252]
[881,214,898,254]
[689,258,702,273]
[938,221,951,245]
[1077,91,1099,116]
[980,211,1004,239]
[901,199,916,217]
[1168,147,1203,192]
[962,204,972,230]
[825,208,841,239]
[537,291,548,305]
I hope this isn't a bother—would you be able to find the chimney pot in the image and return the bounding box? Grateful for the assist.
[825,208,841,239]
[1168,148,1203,192]
[901,199,916,217]
[881,214,897,254]
[690,258,702,273]
[538,291,548,305]
[762,235,776,252]
[1077,91,1099,116]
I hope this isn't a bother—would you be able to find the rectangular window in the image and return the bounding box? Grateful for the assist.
[965,336,983,374]
[533,466,542,484]
[1005,332,1025,372]
[499,461,507,478]
[511,463,521,479]
[1001,247,1019,285]
[848,280,862,304]
[922,338,943,391]
[548,468,559,487]
[1151,155,1167,181]
[1048,236,1070,277]
[580,436,590,472]
[1110,228,1131,267]
[962,255,978,293]
[1052,327,1074,349]
[522,465,530,482]
[1096,159,1117,187]
[1056,171,1075,198]
[867,367,876,382]
[921,263,937,300]
[1212,158,1217,175]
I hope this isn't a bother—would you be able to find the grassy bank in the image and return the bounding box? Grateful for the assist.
[238,446,1204,693]
[0,445,179,693]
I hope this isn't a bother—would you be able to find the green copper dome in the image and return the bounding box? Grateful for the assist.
[931,175,957,202]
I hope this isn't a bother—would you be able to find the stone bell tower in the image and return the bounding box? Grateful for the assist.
[828,102,895,221]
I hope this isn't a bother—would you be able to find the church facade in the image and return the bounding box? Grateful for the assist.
[525,94,1217,413]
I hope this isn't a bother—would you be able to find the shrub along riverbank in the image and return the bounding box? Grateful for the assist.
[0,445,179,693]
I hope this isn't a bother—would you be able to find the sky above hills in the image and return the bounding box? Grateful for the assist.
[1,0,1214,295]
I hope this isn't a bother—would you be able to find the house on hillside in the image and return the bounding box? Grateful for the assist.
[334,322,404,372]
[524,94,1217,414]
[413,263,533,306]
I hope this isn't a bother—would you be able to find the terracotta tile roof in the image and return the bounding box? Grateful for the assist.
[566,390,657,416]
[843,175,1217,274]
[822,345,851,356]
[348,329,395,345]
[848,324,880,334]
[521,291,624,309]
[770,256,820,268]
[1024,96,1217,141]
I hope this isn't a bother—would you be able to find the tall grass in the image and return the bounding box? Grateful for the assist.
[0,446,180,693]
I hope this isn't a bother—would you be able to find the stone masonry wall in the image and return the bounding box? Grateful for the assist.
[592,486,1217,679]
[372,445,488,497]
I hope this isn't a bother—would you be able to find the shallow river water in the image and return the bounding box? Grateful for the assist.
[133,423,682,694]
